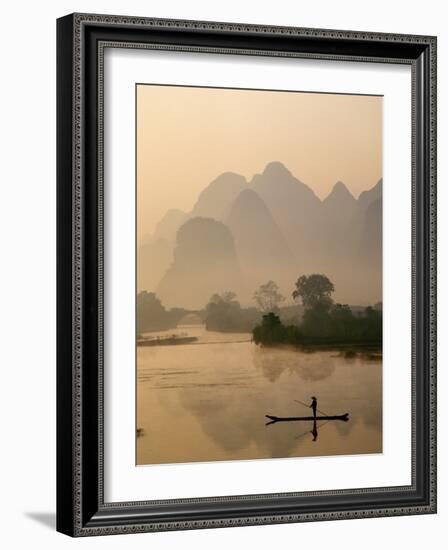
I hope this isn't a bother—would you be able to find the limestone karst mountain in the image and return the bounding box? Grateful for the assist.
[138,210,188,296]
[138,237,173,295]
[352,196,383,304]
[360,197,382,264]
[322,180,357,214]
[358,178,383,211]
[157,217,243,309]
[250,162,321,260]
[225,188,294,293]
[152,208,189,243]
[190,172,246,221]
[315,180,382,305]
[319,181,359,259]
[356,179,383,271]
[140,162,383,306]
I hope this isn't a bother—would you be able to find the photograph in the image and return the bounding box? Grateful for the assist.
[136,84,383,465]
[54,9,437,538]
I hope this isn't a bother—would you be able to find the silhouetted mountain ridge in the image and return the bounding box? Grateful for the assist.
[358,178,382,210]
[139,162,383,307]
[190,172,247,221]
[323,181,357,209]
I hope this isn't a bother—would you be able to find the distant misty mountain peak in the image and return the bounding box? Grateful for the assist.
[229,187,264,208]
[358,178,382,209]
[262,161,293,179]
[175,216,235,252]
[250,162,318,201]
[190,172,247,221]
[153,208,189,243]
[333,180,351,193]
[324,181,356,206]
[226,186,293,291]
[211,171,247,184]
[227,187,280,232]
[142,162,383,306]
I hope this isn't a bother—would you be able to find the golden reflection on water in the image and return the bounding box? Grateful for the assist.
[137,326,382,465]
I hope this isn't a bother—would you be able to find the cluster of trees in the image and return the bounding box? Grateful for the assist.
[204,280,292,332]
[253,274,382,347]
[205,292,261,332]
[137,286,269,335]
[137,291,172,334]
[137,274,382,346]
[137,291,193,334]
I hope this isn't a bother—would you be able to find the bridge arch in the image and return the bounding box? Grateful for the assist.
[177,312,205,326]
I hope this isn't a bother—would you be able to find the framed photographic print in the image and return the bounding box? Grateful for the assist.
[56,13,437,536]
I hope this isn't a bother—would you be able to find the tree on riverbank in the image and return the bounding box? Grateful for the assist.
[253,280,285,313]
[137,292,200,333]
[253,274,382,347]
[137,291,176,333]
[292,274,334,311]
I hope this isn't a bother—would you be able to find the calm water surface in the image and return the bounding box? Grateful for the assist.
[137,325,382,465]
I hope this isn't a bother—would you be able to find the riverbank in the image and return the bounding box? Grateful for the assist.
[254,341,382,359]
[137,335,198,346]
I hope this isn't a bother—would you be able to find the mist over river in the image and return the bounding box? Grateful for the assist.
[137,325,382,465]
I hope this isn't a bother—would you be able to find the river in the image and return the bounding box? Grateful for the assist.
[137,325,382,465]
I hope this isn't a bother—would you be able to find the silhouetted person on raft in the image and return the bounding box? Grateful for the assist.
[309,396,317,419]
[310,419,318,441]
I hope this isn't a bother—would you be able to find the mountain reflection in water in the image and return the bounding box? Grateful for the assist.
[137,326,382,465]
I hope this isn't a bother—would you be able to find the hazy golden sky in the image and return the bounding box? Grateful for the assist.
[137,85,382,238]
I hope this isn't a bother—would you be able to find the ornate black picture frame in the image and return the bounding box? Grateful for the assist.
[57,13,437,536]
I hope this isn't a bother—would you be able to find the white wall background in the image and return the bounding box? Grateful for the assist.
[0,1,445,548]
